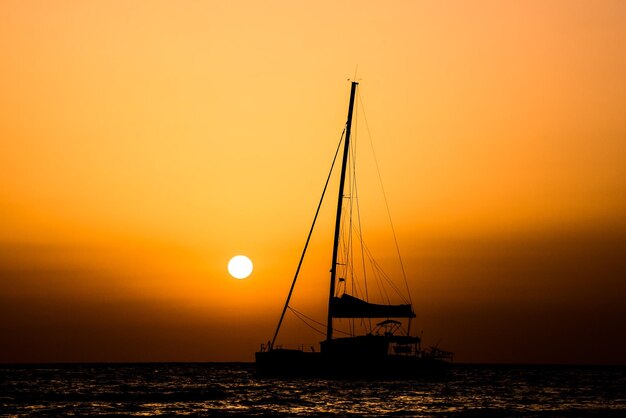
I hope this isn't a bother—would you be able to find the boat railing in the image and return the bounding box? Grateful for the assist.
[260,342,315,353]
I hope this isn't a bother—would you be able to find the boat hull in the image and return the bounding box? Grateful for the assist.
[255,349,449,379]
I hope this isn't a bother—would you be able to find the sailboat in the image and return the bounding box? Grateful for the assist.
[255,81,452,378]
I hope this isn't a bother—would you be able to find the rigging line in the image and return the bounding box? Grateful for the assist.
[337,218,349,297]
[351,226,392,304]
[353,180,370,303]
[344,104,368,324]
[340,203,366,304]
[366,249,405,300]
[360,239,409,304]
[358,92,413,305]
[348,197,355,339]
[269,127,346,349]
[373,259,391,304]
[354,209,372,331]
[288,308,326,336]
[288,306,330,329]
[348,155,355,299]
[348,111,359,303]
[338,209,362,300]
[347,216,408,304]
[288,306,352,337]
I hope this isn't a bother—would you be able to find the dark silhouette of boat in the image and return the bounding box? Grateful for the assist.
[256,81,452,378]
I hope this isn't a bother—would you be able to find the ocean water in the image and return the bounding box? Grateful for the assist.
[1,363,625,416]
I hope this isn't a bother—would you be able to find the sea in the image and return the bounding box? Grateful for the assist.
[1,363,625,417]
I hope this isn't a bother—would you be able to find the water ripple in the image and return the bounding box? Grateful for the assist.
[1,363,625,416]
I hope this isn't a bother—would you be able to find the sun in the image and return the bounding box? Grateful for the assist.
[228,255,253,279]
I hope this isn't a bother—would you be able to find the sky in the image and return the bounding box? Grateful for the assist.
[1,1,625,364]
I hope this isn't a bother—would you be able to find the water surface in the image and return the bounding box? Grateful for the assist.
[1,363,624,416]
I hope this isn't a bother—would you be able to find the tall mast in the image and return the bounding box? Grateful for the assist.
[326,81,358,341]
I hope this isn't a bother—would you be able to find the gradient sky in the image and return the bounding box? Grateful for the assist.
[1,1,625,364]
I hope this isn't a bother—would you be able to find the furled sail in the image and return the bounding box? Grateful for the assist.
[331,294,415,318]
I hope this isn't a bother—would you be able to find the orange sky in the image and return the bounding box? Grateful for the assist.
[1,1,625,364]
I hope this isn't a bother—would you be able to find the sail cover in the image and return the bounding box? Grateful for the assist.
[331,294,415,318]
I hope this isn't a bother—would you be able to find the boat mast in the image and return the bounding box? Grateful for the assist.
[326,81,358,341]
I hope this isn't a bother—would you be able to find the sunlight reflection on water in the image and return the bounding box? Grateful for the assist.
[1,363,625,416]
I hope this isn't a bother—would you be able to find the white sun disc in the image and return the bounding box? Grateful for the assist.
[228,255,253,279]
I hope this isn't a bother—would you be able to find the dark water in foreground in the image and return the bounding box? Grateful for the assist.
[1,363,625,416]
